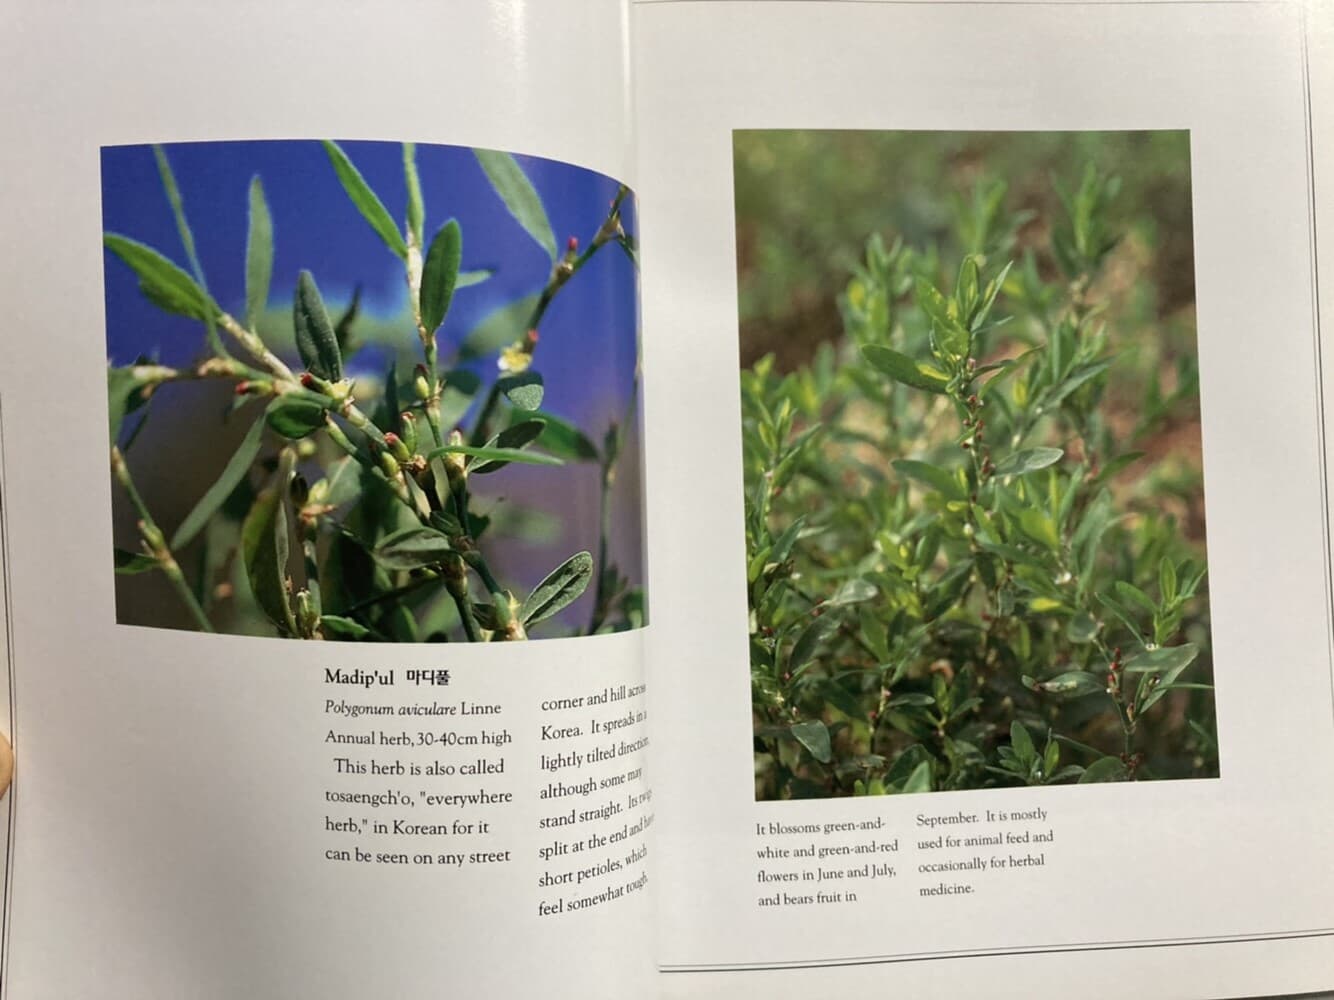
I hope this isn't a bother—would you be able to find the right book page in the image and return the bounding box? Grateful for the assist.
[634,1,1334,996]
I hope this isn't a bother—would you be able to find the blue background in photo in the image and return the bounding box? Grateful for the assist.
[100,139,639,433]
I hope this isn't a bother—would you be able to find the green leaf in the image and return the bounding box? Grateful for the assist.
[1031,671,1105,697]
[956,255,980,318]
[321,615,373,640]
[1159,558,1178,604]
[402,142,424,246]
[901,760,933,794]
[994,447,1063,477]
[916,276,968,350]
[241,454,296,635]
[472,419,548,474]
[419,218,462,334]
[244,176,273,329]
[825,578,877,607]
[107,365,156,444]
[886,693,935,708]
[1078,756,1128,783]
[427,443,563,471]
[371,526,453,571]
[521,551,594,625]
[497,371,544,411]
[334,285,362,354]
[457,268,493,289]
[322,140,407,259]
[103,234,214,320]
[861,345,950,394]
[514,410,599,463]
[170,414,266,551]
[1010,721,1036,764]
[790,720,832,764]
[114,549,158,574]
[474,148,557,261]
[293,270,343,381]
[892,459,966,501]
[1066,611,1100,643]
[460,293,542,360]
[1017,508,1060,549]
[1046,359,1112,406]
[789,614,836,675]
[265,397,327,440]
[427,510,462,536]
[1113,581,1157,615]
[1122,643,1199,680]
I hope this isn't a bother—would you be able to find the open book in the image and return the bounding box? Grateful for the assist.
[0,0,1332,996]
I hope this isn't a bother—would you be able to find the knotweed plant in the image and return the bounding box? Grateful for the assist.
[107,142,642,641]
[746,165,1215,796]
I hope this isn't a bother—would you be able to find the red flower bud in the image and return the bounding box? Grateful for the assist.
[300,372,316,389]
[567,236,579,253]
[234,381,251,395]
[384,432,400,447]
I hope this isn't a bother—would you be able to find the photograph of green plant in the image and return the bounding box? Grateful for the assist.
[104,140,644,642]
[738,130,1216,797]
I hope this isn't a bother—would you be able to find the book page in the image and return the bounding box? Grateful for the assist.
[634,1,1334,996]
[0,1,653,997]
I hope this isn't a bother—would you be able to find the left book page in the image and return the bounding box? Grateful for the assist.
[0,1,651,997]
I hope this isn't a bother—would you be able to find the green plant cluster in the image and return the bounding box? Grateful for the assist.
[107,142,641,642]
[745,165,1216,798]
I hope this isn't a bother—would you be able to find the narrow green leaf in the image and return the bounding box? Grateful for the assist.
[886,693,935,708]
[789,614,837,675]
[1031,670,1105,697]
[241,454,296,635]
[402,142,424,247]
[107,365,155,444]
[957,255,980,318]
[521,551,594,625]
[472,419,548,474]
[825,578,877,607]
[861,345,950,394]
[892,459,966,501]
[790,720,833,764]
[1122,643,1199,678]
[457,268,494,289]
[517,410,598,462]
[104,234,214,320]
[460,293,542,360]
[293,270,344,381]
[474,148,557,261]
[427,443,563,470]
[497,371,544,411]
[152,145,203,283]
[371,526,453,571]
[994,447,1063,477]
[171,415,266,551]
[334,285,362,354]
[322,140,407,259]
[419,218,462,333]
[114,549,158,575]
[1113,581,1157,615]
[245,176,274,329]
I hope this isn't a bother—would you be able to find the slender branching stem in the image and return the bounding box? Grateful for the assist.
[110,445,214,633]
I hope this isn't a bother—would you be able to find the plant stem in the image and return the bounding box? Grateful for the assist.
[110,446,214,633]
